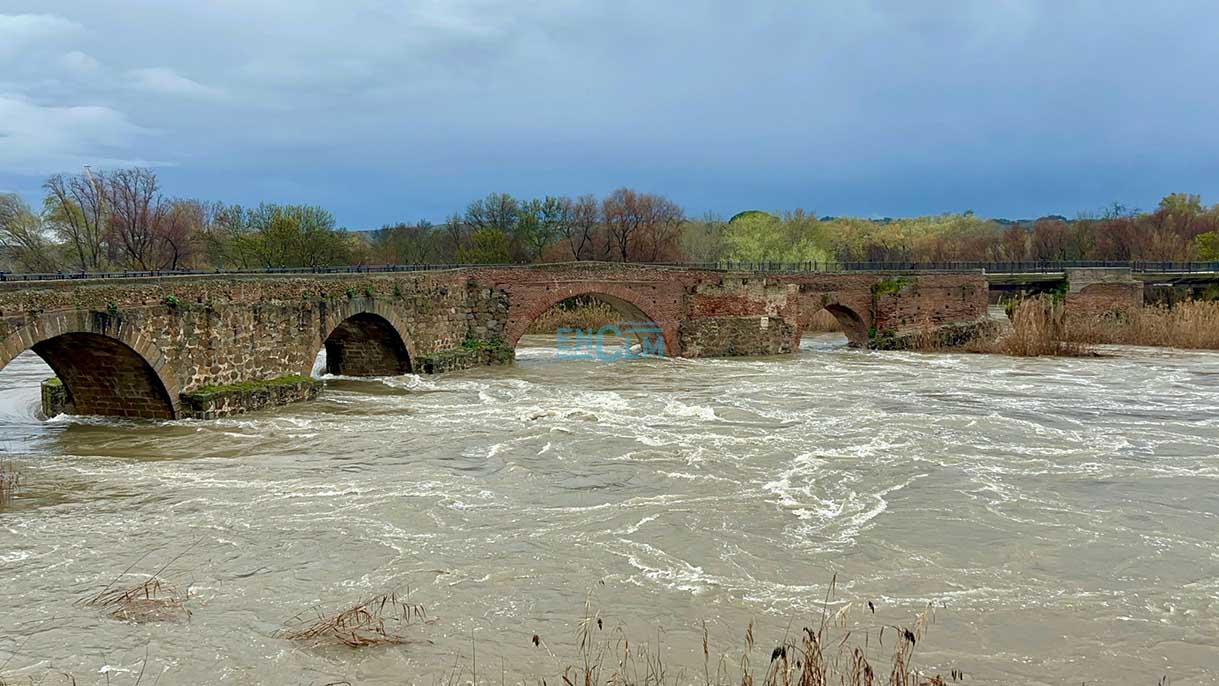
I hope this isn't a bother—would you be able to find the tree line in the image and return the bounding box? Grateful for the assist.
[4,167,1219,273]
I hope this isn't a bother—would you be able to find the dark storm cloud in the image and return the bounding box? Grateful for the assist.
[2,1,1217,225]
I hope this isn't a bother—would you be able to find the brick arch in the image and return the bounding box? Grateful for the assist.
[794,296,871,347]
[505,283,677,356]
[0,312,181,419]
[310,300,417,376]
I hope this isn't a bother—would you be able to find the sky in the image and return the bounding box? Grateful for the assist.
[1,1,1217,228]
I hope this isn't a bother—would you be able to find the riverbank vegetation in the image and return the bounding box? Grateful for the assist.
[4,167,1219,273]
[1064,299,1219,349]
[990,297,1093,357]
[432,587,953,686]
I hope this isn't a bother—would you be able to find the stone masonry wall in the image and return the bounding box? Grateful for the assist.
[0,265,991,418]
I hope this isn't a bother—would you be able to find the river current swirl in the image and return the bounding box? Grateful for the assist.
[1,334,1217,684]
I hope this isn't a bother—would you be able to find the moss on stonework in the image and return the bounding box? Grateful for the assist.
[871,276,911,297]
[187,374,317,399]
[418,340,514,374]
[461,335,506,351]
[42,376,62,387]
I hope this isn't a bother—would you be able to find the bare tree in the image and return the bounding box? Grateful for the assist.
[156,199,204,270]
[602,188,643,261]
[561,194,600,260]
[464,193,518,233]
[105,167,170,269]
[44,171,108,271]
[601,188,684,262]
[440,213,466,262]
[637,194,684,262]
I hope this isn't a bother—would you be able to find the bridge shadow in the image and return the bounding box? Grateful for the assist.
[318,312,412,377]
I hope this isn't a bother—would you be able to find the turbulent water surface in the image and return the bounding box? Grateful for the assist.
[1,334,1217,685]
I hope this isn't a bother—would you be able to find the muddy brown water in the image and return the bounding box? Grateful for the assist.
[0,334,1216,684]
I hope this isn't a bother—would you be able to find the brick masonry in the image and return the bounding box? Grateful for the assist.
[0,264,990,418]
[1062,268,1145,323]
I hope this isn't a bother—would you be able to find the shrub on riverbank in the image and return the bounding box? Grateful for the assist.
[1066,299,1219,349]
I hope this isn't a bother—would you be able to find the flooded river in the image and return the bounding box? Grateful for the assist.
[1,334,1217,684]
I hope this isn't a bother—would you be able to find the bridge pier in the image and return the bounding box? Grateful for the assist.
[1063,267,1144,324]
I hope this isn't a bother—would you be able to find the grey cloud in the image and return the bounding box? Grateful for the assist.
[0,1,1217,224]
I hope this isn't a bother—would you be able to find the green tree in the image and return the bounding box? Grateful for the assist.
[724,210,831,264]
[1,193,60,272]
[244,204,351,268]
[1195,231,1219,261]
[458,227,512,264]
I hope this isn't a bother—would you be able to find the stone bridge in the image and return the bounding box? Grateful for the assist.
[0,264,991,419]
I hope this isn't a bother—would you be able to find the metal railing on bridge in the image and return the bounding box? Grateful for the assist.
[4,260,1219,283]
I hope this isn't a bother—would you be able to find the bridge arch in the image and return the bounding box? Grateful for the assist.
[796,299,870,348]
[506,284,676,356]
[312,301,415,377]
[0,313,180,419]
[822,303,869,347]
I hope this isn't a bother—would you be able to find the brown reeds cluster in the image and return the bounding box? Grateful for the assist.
[278,591,431,648]
[526,298,622,334]
[803,309,844,333]
[437,581,956,686]
[78,545,198,624]
[989,296,1092,357]
[0,462,20,507]
[81,577,191,623]
[894,296,1091,357]
[1066,299,1219,349]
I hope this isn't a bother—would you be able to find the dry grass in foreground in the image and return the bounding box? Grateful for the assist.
[1066,299,1219,349]
[278,591,433,648]
[0,462,20,508]
[439,580,957,686]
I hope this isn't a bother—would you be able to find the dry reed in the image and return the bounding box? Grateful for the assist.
[439,579,956,686]
[82,577,191,624]
[987,296,1092,357]
[278,591,431,648]
[0,462,20,508]
[1066,299,1219,349]
[803,309,844,333]
[894,296,1091,357]
[526,299,621,334]
[79,545,197,623]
